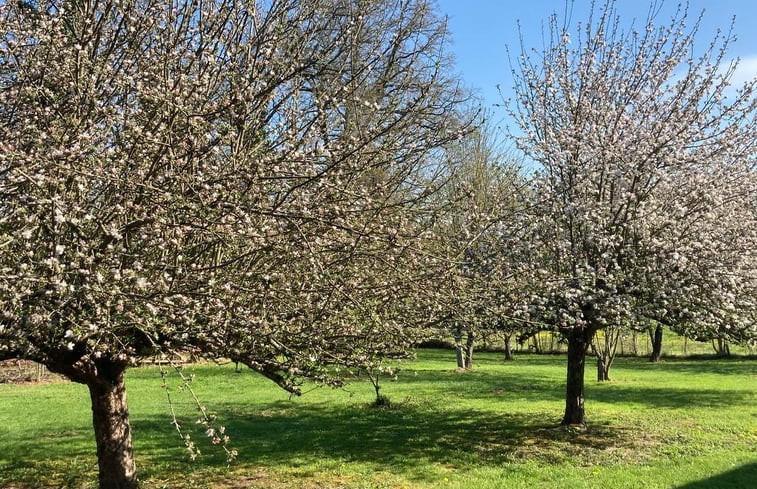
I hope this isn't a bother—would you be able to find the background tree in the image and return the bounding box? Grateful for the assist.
[648,321,665,363]
[0,0,468,487]
[424,112,524,369]
[510,0,757,426]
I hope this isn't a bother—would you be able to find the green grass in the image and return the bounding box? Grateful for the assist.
[1,350,755,488]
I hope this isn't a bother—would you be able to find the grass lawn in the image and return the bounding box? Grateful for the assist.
[0,349,755,488]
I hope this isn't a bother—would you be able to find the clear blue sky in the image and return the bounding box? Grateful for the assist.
[436,0,757,119]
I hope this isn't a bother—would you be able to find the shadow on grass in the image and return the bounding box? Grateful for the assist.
[587,383,756,409]
[623,356,757,376]
[132,403,541,480]
[395,367,565,402]
[0,430,98,488]
[128,400,647,483]
[392,362,754,410]
[675,462,757,489]
[2,353,755,487]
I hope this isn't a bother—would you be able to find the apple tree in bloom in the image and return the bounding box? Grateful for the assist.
[0,0,468,487]
[510,1,757,426]
[424,113,527,369]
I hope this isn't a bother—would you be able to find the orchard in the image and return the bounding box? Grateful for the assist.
[1,1,754,488]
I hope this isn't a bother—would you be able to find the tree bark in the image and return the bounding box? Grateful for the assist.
[596,356,609,381]
[503,334,514,361]
[464,329,475,370]
[453,326,465,369]
[713,338,731,357]
[87,362,137,489]
[649,324,663,362]
[562,328,592,426]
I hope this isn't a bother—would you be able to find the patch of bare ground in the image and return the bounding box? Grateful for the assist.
[0,360,65,385]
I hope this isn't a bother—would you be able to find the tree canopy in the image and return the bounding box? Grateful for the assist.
[0,0,469,486]
[510,0,757,424]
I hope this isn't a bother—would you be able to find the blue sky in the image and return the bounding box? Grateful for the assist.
[436,0,757,119]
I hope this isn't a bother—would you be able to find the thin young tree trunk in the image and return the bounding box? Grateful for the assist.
[464,329,475,370]
[649,324,663,362]
[87,362,137,489]
[562,328,592,426]
[590,334,604,382]
[368,369,384,403]
[602,326,620,381]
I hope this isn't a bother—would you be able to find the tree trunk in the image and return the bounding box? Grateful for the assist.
[562,328,592,426]
[591,327,619,382]
[87,363,137,489]
[453,327,465,369]
[713,338,731,357]
[649,324,663,362]
[596,356,609,381]
[631,331,638,356]
[464,329,475,370]
[503,334,514,361]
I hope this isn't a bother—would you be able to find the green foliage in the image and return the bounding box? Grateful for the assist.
[0,350,755,488]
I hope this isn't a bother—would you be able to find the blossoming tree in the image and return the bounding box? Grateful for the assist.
[424,113,527,369]
[510,1,757,426]
[0,0,467,487]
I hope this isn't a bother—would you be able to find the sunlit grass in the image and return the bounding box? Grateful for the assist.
[0,349,755,488]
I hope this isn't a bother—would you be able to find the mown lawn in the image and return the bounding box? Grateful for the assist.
[0,349,755,488]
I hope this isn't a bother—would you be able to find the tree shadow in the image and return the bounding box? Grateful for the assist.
[130,403,537,480]
[399,358,755,410]
[2,353,755,487]
[621,356,757,376]
[128,400,647,483]
[587,384,755,409]
[395,366,565,402]
[0,429,97,488]
[675,462,757,489]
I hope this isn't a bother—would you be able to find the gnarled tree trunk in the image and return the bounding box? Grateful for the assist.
[87,362,137,489]
[42,355,137,489]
